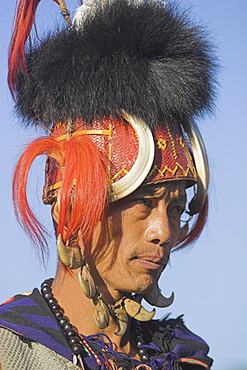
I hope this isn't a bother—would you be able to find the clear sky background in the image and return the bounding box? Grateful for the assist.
[0,1,246,369]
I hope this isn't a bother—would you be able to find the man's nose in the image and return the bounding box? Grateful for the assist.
[144,207,171,246]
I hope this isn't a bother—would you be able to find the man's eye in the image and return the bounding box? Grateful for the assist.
[135,198,152,208]
[170,206,185,215]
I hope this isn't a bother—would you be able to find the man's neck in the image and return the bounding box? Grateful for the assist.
[51,265,140,359]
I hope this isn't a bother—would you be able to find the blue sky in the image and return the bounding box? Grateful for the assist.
[0,1,247,369]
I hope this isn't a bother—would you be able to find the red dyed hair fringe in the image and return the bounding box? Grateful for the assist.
[12,135,108,255]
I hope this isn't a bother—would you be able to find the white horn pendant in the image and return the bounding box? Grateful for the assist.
[113,300,128,336]
[57,234,83,269]
[78,263,97,299]
[123,298,155,321]
[143,285,174,308]
[93,297,110,330]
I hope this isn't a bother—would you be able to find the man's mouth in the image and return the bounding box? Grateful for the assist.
[130,255,167,270]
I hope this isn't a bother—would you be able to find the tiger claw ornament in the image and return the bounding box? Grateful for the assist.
[123,298,155,321]
[113,300,129,336]
[93,296,110,330]
[78,263,97,299]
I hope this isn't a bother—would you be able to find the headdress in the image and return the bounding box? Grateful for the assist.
[9,0,217,250]
[9,0,218,331]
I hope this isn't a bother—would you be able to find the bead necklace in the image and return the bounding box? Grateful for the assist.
[41,278,150,368]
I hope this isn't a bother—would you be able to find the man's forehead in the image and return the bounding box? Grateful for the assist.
[133,181,187,198]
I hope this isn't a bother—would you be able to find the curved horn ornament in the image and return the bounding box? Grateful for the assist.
[78,263,97,299]
[143,285,174,308]
[109,111,155,201]
[93,296,110,330]
[123,298,155,321]
[113,300,129,336]
[57,234,83,269]
[184,120,209,215]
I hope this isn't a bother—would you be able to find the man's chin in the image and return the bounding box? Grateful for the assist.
[131,278,160,296]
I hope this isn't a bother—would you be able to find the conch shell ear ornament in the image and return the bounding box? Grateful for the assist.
[143,284,174,308]
[57,234,83,269]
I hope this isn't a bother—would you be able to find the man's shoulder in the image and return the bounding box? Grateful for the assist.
[0,289,72,363]
[0,289,47,314]
[0,288,57,333]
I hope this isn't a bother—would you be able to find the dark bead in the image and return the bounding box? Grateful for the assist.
[139,348,148,356]
[59,317,69,327]
[69,336,80,346]
[43,292,53,300]
[41,282,49,288]
[54,311,64,320]
[41,279,53,288]
[136,333,143,340]
[66,329,78,338]
[71,326,78,334]
[51,304,61,311]
[63,323,73,332]
[40,278,84,359]
[140,353,150,363]
[41,286,51,294]
[48,297,58,307]
[72,344,83,355]
[54,306,64,314]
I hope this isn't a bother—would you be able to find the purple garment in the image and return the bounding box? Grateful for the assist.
[0,290,72,361]
[0,289,213,369]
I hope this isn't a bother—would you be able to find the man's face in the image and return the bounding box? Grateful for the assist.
[85,181,187,303]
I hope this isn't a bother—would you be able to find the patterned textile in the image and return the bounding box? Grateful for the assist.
[0,328,78,370]
[42,117,197,206]
[0,289,213,369]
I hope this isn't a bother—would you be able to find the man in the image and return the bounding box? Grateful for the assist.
[0,0,218,369]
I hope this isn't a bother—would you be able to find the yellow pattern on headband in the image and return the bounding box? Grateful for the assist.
[56,128,112,141]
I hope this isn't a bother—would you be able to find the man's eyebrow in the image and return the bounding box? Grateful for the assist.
[136,188,157,196]
[132,185,166,197]
[131,183,187,199]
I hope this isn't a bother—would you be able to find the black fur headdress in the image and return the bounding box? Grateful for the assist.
[12,0,218,129]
